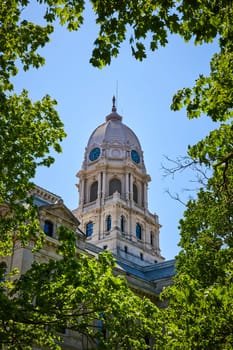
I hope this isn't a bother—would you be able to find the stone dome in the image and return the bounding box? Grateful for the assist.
[87,98,142,152]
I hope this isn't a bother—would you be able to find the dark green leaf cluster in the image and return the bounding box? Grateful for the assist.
[90,0,174,67]
[164,91,233,348]
[0,88,65,255]
[0,0,86,89]
[0,0,52,90]
[163,271,233,349]
[142,3,233,349]
[0,90,64,200]
[0,0,82,254]
[88,0,233,67]
[171,5,233,122]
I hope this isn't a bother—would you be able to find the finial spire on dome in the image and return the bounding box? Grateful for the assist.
[106,95,122,121]
[112,95,117,112]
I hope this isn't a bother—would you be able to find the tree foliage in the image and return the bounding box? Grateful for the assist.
[160,3,233,349]
[0,0,67,255]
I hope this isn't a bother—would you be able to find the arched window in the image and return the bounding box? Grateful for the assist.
[106,215,111,231]
[136,223,142,240]
[44,220,53,237]
[109,178,121,196]
[133,183,138,203]
[86,222,93,237]
[90,181,98,202]
[120,215,125,233]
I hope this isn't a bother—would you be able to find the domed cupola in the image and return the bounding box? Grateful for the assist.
[74,98,163,266]
[84,97,145,172]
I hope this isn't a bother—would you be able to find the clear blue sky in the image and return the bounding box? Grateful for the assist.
[13,3,218,260]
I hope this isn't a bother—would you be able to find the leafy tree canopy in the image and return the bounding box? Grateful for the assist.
[156,2,233,348]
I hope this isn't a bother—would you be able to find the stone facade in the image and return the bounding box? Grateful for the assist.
[3,186,85,279]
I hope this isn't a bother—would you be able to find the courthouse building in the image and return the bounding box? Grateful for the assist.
[4,98,175,349]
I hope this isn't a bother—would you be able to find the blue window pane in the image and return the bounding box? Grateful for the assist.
[106,215,111,231]
[44,220,53,237]
[136,223,142,240]
[86,222,93,237]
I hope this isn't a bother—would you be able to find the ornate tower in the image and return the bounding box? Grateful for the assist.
[73,98,164,266]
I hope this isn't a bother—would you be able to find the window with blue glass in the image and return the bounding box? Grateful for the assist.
[106,215,111,231]
[44,220,53,237]
[86,222,93,237]
[136,223,142,240]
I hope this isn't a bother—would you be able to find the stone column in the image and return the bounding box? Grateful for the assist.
[144,182,148,209]
[130,174,134,202]
[125,172,129,200]
[80,178,85,208]
[97,172,101,205]
[102,171,106,201]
